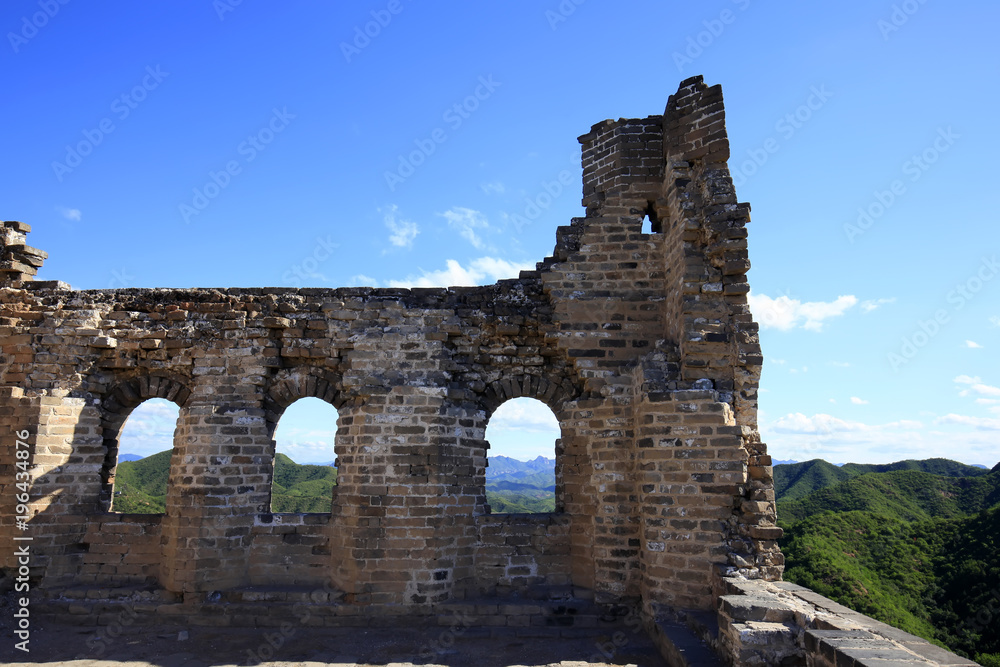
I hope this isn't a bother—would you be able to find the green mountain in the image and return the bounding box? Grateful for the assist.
[485,456,555,513]
[774,458,990,503]
[270,453,338,512]
[112,450,337,514]
[840,458,990,478]
[774,459,854,502]
[112,451,556,514]
[111,450,171,513]
[777,469,1000,525]
[776,459,1000,662]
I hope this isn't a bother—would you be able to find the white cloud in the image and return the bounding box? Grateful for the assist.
[861,297,895,313]
[440,207,490,249]
[966,340,983,349]
[748,292,858,332]
[759,412,994,465]
[274,427,339,462]
[58,207,82,221]
[990,315,1000,328]
[486,397,560,461]
[488,398,559,433]
[480,181,505,195]
[771,413,869,435]
[387,256,533,288]
[953,375,1000,397]
[829,361,851,368]
[850,396,869,405]
[383,205,418,249]
[935,414,1000,431]
[273,397,340,464]
[974,398,1000,416]
[349,274,377,287]
[118,398,180,458]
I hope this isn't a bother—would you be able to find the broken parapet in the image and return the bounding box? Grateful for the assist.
[1,220,47,285]
[715,577,977,667]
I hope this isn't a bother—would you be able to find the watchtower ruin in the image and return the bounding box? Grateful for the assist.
[4,77,968,666]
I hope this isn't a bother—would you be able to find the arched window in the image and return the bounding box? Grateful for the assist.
[270,397,340,513]
[484,397,560,514]
[109,398,180,514]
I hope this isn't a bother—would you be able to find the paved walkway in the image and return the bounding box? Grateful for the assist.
[2,620,669,667]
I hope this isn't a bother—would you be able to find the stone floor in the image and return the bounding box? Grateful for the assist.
[1,619,671,667]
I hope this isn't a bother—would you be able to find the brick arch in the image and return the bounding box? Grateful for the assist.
[479,374,580,517]
[480,374,580,416]
[98,372,192,512]
[263,366,345,440]
[101,372,192,419]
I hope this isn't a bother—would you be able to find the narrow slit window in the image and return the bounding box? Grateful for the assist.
[641,200,660,234]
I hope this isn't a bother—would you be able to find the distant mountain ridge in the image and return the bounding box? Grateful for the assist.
[485,455,555,513]
[777,469,1000,524]
[774,457,990,503]
[485,455,554,478]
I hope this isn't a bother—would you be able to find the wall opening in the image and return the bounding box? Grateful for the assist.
[641,200,660,234]
[109,398,180,514]
[484,397,560,514]
[270,396,340,513]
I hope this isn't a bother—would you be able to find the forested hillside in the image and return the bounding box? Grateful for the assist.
[112,450,338,513]
[776,459,1000,663]
[485,455,555,513]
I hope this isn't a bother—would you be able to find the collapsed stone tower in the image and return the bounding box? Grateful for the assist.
[29,76,969,665]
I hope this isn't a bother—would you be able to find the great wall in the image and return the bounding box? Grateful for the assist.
[0,76,976,666]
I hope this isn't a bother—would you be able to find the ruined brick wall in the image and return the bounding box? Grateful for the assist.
[0,76,782,616]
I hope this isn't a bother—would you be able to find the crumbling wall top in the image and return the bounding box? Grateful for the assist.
[1,220,47,286]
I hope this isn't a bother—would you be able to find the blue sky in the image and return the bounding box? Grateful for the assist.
[7,1,998,466]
